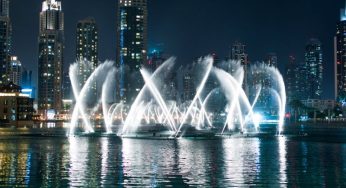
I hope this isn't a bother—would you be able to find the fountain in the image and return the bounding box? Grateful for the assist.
[68,56,286,137]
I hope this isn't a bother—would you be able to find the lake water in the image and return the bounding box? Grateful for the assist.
[0,134,345,187]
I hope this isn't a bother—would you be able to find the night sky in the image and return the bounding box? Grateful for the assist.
[10,0,343,99]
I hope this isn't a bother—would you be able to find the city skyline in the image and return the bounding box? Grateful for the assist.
[6,0,344,99]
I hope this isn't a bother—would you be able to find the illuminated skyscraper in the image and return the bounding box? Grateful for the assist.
[304,38,323,99]
[0,0,10,84]
[8,56,21,85]
[285,56,300,102]
[116,0,147,103]
[335,2,346,100]
[76,17,98,105]
[38,0,64,114]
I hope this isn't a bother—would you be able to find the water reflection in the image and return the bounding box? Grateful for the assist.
[222,138,260,186]
[121,139,178,186]
[278,136,287,187]
[0,136,345,186]
[68,137,88,187]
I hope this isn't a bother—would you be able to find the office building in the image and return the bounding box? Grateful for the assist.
[230,41,249,95]
[0,82,34,125]
[7,56,21,85]
[76,17,98,105]
[116,0,147,103]
[38,0,64,115]
[335,2,346,100]
[304,38,323,99]
[0,0,10,84]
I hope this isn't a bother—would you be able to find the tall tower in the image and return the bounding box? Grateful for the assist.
[38,0,64,115]
[230,41,249,95]
[265,53,278,67]
[76,17,98,106]
[116,0,147,103]
[8,56,21,85]
[285,56,300,102]
[0,0,10,84]
[304,38,323,99]
[335,2,346,101]
[0,0,9,17]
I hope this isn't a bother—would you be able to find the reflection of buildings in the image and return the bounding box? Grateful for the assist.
[0,0,11,85]
[38,0,64,114]
[116,0,147,103]
[0,82,34,125]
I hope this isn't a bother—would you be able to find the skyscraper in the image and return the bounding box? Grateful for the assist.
[265,53,278,67]
[335,2,346,100]
[116,0,147,103]
[76,17,98,105]
[38,0,64,115]
[230,41,249,95]
[8,56,21,85]
[0,0,10,84]
[285,56,300,102]
[304,38,323,99]
[0,0,9,17]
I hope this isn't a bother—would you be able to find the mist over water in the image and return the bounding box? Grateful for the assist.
[69,56,286,136]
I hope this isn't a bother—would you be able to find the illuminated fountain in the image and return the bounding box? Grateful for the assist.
[69,56,286,137]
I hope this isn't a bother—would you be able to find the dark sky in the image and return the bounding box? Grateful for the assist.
[10,0,343,99]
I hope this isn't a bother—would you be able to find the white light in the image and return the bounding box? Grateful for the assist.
[253,113,262,124]
[42,0,61,11]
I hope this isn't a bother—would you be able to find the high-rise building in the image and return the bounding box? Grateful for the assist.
[304,38,323,99]
[230,41,249,95]
[182,65,195,102]
[75,17,98,105]
[8,56,21,85]
[76,17,98,69]
[0,0,9,17]
[62,72,71,100]
[38,0,64,115]
[21,69,32,88]
[335,2,346,100]
[0,0,10,84]
[285,56,300,102]
[265,53,278,67]
[146,49,166,72]
[116,0,147,103]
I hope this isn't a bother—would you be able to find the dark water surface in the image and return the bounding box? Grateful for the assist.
[0,135,345,187]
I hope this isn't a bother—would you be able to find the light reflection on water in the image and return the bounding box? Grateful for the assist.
[0,136,345,187]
